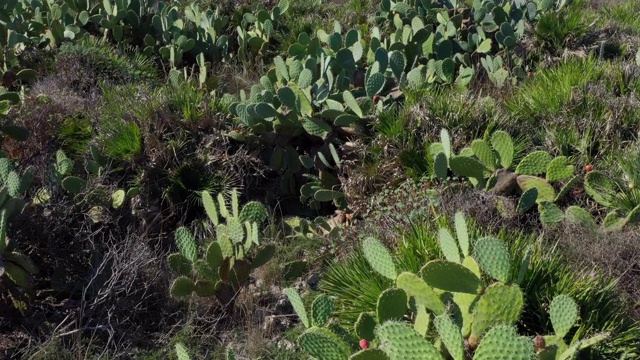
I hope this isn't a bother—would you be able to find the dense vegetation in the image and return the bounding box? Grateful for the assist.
[2,0,640,358]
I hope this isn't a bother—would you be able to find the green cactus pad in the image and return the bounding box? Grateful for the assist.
[170,277,195,297]
[389,51,406,79]
[414,304,431,336]
[377,321,443,360]
[202,191,219,225]
[277,87,297,111]
[251,244,275,269]
[175,227,197,262]
[194,280,219,297]
[349,349,388,360]
[555,175,580,202]
[454,212,470,257]
[516,187,538,214]
[343,90,363,118]
[516,175,555,203]
[366,72,385,97]
[438,228,461,263]
[298,327,351,360]
[462,256,482,278]
[205,242,223,270]
[62,176,86,195]
[298,68,314,88]
[539,201,564,224]
[421,260,481,294]
[396,272,445,315]
[564,206,596,227]
[473,325,534,360]
[603,211,627,231]
[515,151,552,175]
[473,236,511,283]
[377,288,407,323]
[472,140,497,171]
[303,117,331,139]
[175,343,190,360]
[239,201,268,224]
[362,237,396,280]
[0,158,12,182]
[470,284,524,339]
[584,171,617,206]
[311,294,334,327]
[434,152,448,181]
[490,131,514,168]
[355,312,377,341]
[226,217,245,244]
[194,260,218,282]
[168,253,192,275]
[546,156,574,182]
[449,156,486,187]
[550,295,578,338]
[285,287,309,328]
[434,315,464,360]
[627,204,640,224]
[557,333,609,360]
[5,171,21,197]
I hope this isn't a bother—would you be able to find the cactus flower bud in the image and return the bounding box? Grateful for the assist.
[359,339,369,350]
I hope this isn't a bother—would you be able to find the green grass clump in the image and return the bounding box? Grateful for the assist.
[99,118,142,162]
[599,0,640,34]
[535,0,592,53]
[505,57,604,120]
[58,115,93,156]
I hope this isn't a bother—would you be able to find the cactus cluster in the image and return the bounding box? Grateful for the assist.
[289,212,609,360]
[52,149,136,220]
[579,170,640,230]
[0,156,36,295]
[427,129,579,224]
[168,189,273,307]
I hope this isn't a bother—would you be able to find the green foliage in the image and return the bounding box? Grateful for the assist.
[166,190,272,307]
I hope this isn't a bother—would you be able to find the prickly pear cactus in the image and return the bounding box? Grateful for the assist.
[362,237,397,280]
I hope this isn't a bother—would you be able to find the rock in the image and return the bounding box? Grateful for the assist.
[490,169,518,196]
[307,273,320,291]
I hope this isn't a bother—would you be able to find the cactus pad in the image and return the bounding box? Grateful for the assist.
[473,236,511,283]
[454,212,470,257]
[194,280,219,297]
[438,228,461,263]
[516,175,556,203]
[515,151,552,175]
[377,321,443,360]
[202,191,219,225]
[170,277,195,297]
[175,227,197,262]
[516,187,538,214]
[539,201,564,224]
[473,325,534,360]
[490,130,514,168]
[251,244,275,269]
[205,242,223,270]
[168,253,192,275]
[311,294,334,327]
[470,284,524,339]
[584,171,617,206]
[349,349,388,360]
[434,152,448,181]
[355,312,377,341]
[472,139,497,170]
[366,72,386,97]
[449,156,486,185]
[362,237,397,280]
[396,272,445,315]
[286,287,310,328]
[239,201,269,224]
[62,176,86,195]
[421,260,481,294]
[546,156,574,182]
[603,211,627,231]
[298,327,351,360]
[377,288,407,323]
[550,295,578,338]
[434,315,464,360]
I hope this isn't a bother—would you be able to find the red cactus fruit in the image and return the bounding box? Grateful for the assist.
[359,339,369,350]
[585,165,593,172]
[373,95,381,104]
